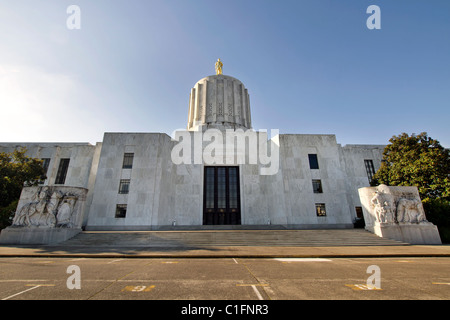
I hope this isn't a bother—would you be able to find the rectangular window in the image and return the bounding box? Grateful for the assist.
[55,158,70,184]
[355,206,363,219]
[41,158,50,175]
[205,167,215,210]
[308,154,319,169]
[115,204,127,218]
[312,179,323,193]
[315,203,326,216]
[364,159,375,182]
[118,179,130,194]
[122,153,134,169]
[39,158,50,183]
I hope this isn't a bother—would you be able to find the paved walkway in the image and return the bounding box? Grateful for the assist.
[0,229,449,258]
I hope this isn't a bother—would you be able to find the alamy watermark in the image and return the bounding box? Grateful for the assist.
[170,128,280,175]
[366,265,381,289]
[66,265,81,290]
[65,5,382,31]
[66,5,81,30]
[63,264,382,292]
[367,5,381,30]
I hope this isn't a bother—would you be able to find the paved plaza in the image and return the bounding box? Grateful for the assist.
[0,256,449,301]
[0,229,448,306]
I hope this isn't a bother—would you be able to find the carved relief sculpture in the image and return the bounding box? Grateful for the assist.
[370,189,395,223]
[11,186,86,229]
[396,198,426,223]
[365,184,428,225]
[358,184,441,244]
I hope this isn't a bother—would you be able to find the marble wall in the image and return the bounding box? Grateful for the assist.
[1,131,385,231]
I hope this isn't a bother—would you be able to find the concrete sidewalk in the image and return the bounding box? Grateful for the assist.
[1,229,449,258]
[0,244,450,258]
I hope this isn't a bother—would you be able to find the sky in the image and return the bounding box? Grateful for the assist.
[0,0,449,147]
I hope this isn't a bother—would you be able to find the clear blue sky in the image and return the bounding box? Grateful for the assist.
[1,0,449,147]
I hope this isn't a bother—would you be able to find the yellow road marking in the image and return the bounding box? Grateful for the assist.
[121,285,155,292]
[345,284,382,291]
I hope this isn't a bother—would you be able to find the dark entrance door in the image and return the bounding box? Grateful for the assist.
[203,166,241,225]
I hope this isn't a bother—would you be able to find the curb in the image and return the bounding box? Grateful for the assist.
[1,245,450,259]
[1,254,450,259]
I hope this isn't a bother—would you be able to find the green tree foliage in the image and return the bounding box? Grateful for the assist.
[0,199,19,230]
[371,132,450,201]
[371,132,450,242]
[0,148,45,229]
[422,198,450,242]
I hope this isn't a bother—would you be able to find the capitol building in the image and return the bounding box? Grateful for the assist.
[0,61,385,231]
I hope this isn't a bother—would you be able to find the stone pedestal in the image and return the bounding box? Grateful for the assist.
[0,227,81,245]
[367,222,442,245]
[0,186,87,245]
[359,184,442,245]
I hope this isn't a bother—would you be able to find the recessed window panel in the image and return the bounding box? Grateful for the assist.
[123,153,134,169]
[115,204,127,218]
[118,179,130,194]
[315,203,326,216]
[55,158,70,185]
[308,154,319,169]
[312,179,323,193]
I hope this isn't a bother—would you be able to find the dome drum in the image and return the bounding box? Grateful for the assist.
[187,75,252,131]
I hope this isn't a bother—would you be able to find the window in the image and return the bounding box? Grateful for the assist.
[364,159,375,182]
[115,204,127,218]
[308,154,319,169]
[315,203,326,216]
[118,179,130,194]
[41,158,50,175]
[355,206,363,219]
[55,158,70,184]
[39,158,50,183]
[312,179,323,193]
[122,153,134,169]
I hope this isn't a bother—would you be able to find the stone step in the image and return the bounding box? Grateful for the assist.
[62,229,409,247]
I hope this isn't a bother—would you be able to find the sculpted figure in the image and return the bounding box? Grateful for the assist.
[12,187,56,228]
[12,193,38,227]
[13,188,45,227]
[370,190,395,223]
[396,198,426,223]
[10,186,85,230]
[56,197,76,228]
[27,187,56,228]
[215,58,223,75]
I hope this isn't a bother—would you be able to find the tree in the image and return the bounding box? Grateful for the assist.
[371,132,450,242]
[0,148,45,229]
[371,132,450,201]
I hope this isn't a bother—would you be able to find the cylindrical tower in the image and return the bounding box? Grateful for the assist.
[187,74,252,131]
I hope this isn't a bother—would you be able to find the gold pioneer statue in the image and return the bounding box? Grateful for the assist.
[215,58,223,75]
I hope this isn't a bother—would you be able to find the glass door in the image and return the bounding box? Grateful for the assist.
[203,166,241,225]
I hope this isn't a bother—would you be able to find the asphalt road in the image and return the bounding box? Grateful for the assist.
[1,256,449,302]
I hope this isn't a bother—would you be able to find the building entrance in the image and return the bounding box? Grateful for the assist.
[203,166,241,225]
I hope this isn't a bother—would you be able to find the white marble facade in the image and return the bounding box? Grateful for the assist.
[1,73,388,231]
